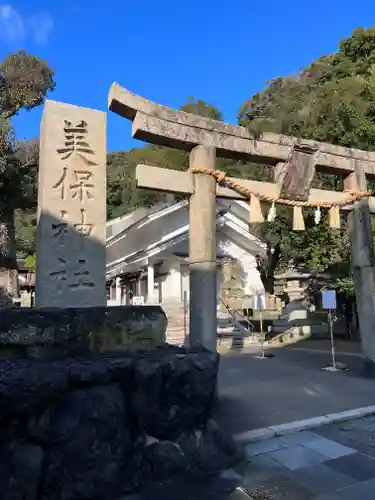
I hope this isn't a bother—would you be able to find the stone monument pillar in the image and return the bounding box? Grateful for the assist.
[35,100,107,308]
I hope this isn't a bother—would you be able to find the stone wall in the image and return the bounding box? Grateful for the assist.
[0,305,167,359]
[0,347,239,500]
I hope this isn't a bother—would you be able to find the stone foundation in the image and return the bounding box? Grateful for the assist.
[0,347,239,499]
[0,305,167,358]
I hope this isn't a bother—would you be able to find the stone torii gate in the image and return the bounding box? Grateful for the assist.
[108,82,375,372]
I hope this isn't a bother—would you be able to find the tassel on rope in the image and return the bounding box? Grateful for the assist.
[293,206,305,231]
[267,202,277,222]
[329,206,341,229]
[314,206,322,225]
[249,195,264,223]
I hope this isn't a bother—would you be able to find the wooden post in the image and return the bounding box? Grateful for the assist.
[344,167,375,375]
[189,145,217,352]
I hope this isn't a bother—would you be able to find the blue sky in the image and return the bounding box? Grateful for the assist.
[0,0,374,152]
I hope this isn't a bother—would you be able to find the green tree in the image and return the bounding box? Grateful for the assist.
[238,25,375,289]
[15,209,37,258]
[24,254,36,271]
[107,146,189,219]
[0,51,54,302]
[180,96,223,121]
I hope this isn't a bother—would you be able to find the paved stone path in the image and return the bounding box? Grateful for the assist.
[234,418,375,499]
[121,416,375,499]
[216,341,375,434]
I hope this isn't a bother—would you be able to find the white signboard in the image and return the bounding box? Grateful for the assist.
[132,296,145,305]
[322,290,337,310]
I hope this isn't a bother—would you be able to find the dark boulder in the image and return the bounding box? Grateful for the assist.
[178,419,240,473]
[41,385,131,500]
[140,440,187,481]
[0,440,43,500]
[133,351,219,440]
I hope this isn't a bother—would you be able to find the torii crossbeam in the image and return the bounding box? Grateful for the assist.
[109,82,375,372]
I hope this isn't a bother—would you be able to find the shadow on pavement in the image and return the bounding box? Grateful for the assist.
[216,346,375,435]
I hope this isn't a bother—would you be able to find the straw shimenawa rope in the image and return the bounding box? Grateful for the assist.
[188,166,371,208]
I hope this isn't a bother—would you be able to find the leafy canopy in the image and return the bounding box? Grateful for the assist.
[238,25,375,292]
[0,51,54,266]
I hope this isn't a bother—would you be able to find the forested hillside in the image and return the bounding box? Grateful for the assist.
[4,26,375,297]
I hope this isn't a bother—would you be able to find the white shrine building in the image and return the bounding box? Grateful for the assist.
[106,198,267,310]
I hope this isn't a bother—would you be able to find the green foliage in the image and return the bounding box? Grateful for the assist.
[15,209,37,258]
[24,254,36,271]
[239,26,375,147]
[180,96,223,121]
[0,50,54,210]
[334,276,356,299]
[0,50,55,120]
[107,146,189,219]
[238,25,375,287]
[0,50,54,280]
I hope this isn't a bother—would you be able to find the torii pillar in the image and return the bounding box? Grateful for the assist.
[135,149,231,353]
[188,146,217,352]
[345,170,375,375]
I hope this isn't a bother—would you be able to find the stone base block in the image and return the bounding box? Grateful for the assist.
[0,347,239,499]
[0,306,167,358]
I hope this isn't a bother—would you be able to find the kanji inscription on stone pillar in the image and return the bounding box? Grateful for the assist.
[35,100,107,308]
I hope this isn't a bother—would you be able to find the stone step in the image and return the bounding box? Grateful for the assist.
[165,308,255,341]
[272,318,327,327]
[268,329,311,346]
[271,324,328,335]
[166,336,261,349]
[217,327,243,335]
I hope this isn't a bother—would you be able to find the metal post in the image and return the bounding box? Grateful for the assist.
[189,145,217,352]
[260,311,265,358]
[329,309,337,370]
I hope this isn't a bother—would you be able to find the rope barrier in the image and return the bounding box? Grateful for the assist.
[188,166,371,208]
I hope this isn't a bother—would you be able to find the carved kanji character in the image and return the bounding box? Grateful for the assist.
[68,259,95,289]
[49,257,68,290]
[74,209,93,249]
[57,120,97,164]
[52,210,69,242]
[69,171,94,202]
[52,167,68,200]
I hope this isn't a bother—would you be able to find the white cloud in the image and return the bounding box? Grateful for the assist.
[28,11,54,45]
[0,4,54,45]
[0,4,25,43]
